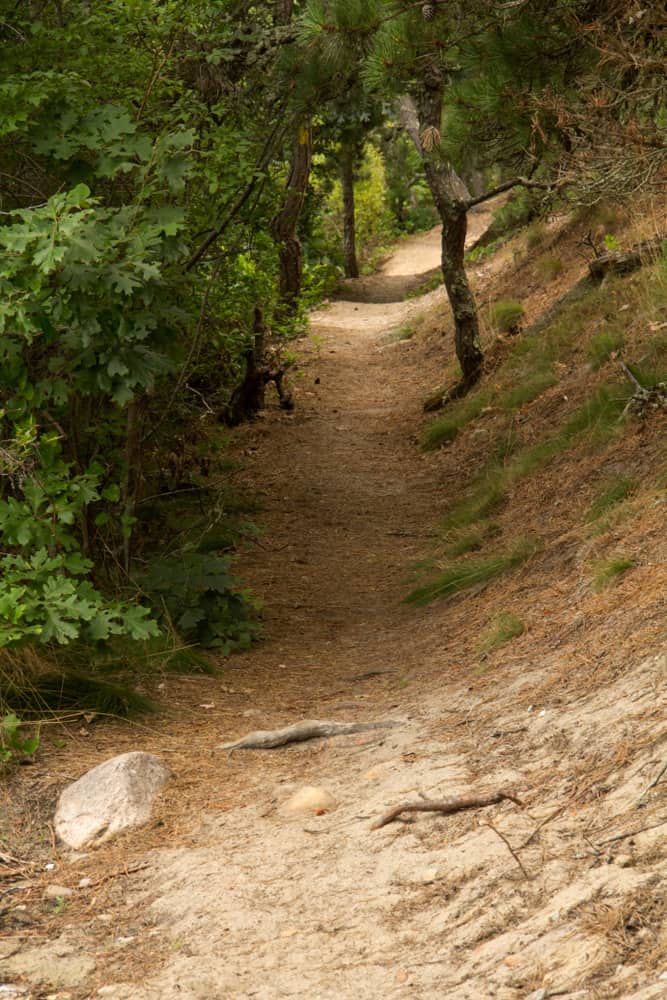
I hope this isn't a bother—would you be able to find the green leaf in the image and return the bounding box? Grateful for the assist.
[101,483,120,502]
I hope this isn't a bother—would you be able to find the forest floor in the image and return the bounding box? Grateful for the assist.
[2,201,667,1000]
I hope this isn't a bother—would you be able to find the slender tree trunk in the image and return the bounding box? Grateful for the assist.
[340,143,359,278]
[121,398,144,574]
[270,122,313,319]
[402,82,484,392]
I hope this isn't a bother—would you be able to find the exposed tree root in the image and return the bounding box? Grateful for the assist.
[371,789,523,830]
[218,718,400,751]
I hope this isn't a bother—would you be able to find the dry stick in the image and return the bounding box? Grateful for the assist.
[85,861,150,888]
[370,790,523,831]
[520,801,568,849]
[636,759,667,806]
[598,817,667,847]
[485,821,530,877]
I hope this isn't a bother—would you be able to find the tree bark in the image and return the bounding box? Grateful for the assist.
[402,84,484,391]
[270,122,313,319]
[340,142,359,278]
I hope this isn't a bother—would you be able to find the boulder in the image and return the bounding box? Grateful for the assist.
[54,751,172,849]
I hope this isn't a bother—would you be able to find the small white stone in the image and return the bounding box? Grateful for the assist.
[283,785,337,814]
[615,854,634,868]
[44,885,74,899]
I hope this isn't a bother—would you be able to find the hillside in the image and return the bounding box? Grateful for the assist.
[1,199,667,1000]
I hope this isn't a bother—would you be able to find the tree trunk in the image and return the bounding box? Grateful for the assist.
[340,143,359,278]
[270,122,313,319]
[402,85,484,391]
[226,307,266,425]
[439,203,483,389]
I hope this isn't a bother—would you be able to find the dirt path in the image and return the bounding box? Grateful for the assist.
[5,208,667,1000]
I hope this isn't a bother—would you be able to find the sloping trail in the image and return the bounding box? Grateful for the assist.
[6,207,667,1000]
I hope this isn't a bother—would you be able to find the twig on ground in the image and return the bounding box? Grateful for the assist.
[636,760,667,806]
[371,790,523,831]
[597,816,667,846]
[484,820,530,877]
[218,718,401,751]
[0,850,32,867]
[85,861,150,888]
[520,801,568,849]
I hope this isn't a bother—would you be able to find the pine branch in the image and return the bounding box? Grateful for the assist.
[465,171,567,210]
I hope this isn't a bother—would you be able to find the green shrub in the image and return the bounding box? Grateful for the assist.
[562,384,630,442]
[1,713,40,762]
[586,476,637,522]
[586,329,624,369]
[499,370,557,411]
[465,238,503,264]
[491,188,542,235]
[406,537,539,606]
[525,221,548,250]
[490,300,525,334]
[384,321,417,343]
[142,551,261,652]
[539,255,564,280]
[441,479,507,532]
[478,612,525,653]
[5,671,157,718]
[404,273,442,299]
[421,391,491,449]
[592,557,635,591]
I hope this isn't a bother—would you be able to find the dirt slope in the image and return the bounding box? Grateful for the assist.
[2,206,666,1000]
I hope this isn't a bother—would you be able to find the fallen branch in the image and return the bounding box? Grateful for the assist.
[636,760,667,806]
[218,718,400,751]
[597,816,667,846]
[589,235,666,281]
[619,360,667,418]
[370,789,523,831]
[484,820,530,877]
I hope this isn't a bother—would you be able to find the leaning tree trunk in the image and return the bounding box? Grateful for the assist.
[340,142,359,278]
[270,122,313,319]
[402,83,484,393]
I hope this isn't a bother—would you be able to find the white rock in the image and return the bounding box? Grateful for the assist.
[615,854,634,867]
[283,785,337,814]
[44,884,74,899]
[54,752,172,849]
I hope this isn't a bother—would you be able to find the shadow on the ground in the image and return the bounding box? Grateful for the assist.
[332,266,441,304]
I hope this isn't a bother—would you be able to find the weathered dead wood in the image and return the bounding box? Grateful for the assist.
[589,235,666,281]
[218,718,400,751]
[370,790,523,831]
[619,360,667,418]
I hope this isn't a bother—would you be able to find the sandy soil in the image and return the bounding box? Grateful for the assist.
[2,205,666,1000]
